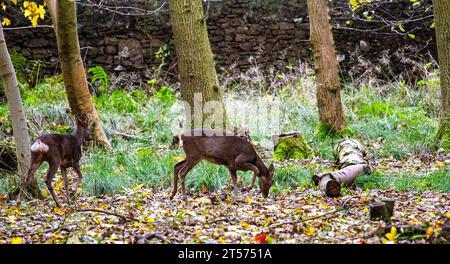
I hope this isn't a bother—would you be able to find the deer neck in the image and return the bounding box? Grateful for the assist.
[74,126,87,145]
[255,156,268,177]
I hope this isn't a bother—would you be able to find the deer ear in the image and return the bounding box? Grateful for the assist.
[269,163,274,176]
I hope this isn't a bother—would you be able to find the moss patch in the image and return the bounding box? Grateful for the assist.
[273,133,314,160]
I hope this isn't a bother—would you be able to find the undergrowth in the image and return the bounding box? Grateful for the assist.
[0,61,446,197]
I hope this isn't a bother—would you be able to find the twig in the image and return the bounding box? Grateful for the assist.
[2,25,54,30]
[71,207,156,225]
[269,207,346,228]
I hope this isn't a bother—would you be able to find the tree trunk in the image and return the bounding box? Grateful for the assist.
[53,0,111,148]
[432,0,450,151]
[307,0,345,132]
[0,25,41,199]
[169,0,228,130]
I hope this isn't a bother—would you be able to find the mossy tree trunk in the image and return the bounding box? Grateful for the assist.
[169,0,228,130]
[432,0,450,151]
[0,25,42,199]
[51,0,111,148]
[307,0,345,132]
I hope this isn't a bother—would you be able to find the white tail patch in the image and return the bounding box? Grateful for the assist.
[179,135,183,147]
[31,139,49,153]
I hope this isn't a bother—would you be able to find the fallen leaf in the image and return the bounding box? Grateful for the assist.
[385,227,397,241]
[11,237,22,244]
[254,232,267,244]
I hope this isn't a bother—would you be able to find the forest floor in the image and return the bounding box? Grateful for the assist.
[1,62,450,244]
[1,156,449,244]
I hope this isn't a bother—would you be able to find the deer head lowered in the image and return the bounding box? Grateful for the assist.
[23,115,91,207]
[170,129,275,202]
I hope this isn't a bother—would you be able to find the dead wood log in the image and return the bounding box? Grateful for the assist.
[312,172,341,197]
[313,139,373,197]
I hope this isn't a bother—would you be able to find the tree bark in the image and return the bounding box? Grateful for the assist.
[52,0,111,148]
[0,25,41,199]
[432,0,450,151]
[169,0,228,130]
[307,0,345,132]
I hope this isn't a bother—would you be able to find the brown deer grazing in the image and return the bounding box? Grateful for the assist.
[170,129,274,202]
[24,116,90,207]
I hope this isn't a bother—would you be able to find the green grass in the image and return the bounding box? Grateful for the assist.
[0,69,447,197]
[356,169,450,192]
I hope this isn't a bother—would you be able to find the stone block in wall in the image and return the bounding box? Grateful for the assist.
[239,42,253,52]
[95,55,113,65]
[105,45,118,55]
[295,30,306,40]
[235,34,247,42]
[118,38,144,68]
[105,36,118,45]
[32,48,50,59]
[26,38,49,48]
[279,22,294,31]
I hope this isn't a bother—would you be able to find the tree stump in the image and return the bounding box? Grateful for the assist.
[272,132,313,161]
[383,199,395,217]
[369,201,394,222]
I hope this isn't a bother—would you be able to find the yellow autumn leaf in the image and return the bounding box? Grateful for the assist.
[240,221,250,229]
[385,227,397,241]
[53,207,66,216]
[1,3,6,11]
[194,229,202,236]
[37,4,45,19]
[436,161,445,167]
[349,0,359,8]
[218,237,226,244]
[11,0,18,5]
[446,212,450,218]
[244,197,254,203]
[426,227,434,239]
[132,184,144,191]
[305,227,316,236]
[201,184,208,194]
[1,18,11,26]
[144,217,155,223]
[11,237,22,244]
[110,234,118,240]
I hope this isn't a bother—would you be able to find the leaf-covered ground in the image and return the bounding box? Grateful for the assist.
[1,183,449,244]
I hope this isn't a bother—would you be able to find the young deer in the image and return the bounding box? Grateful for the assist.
[170,129,274,202]
[24,116,90,207]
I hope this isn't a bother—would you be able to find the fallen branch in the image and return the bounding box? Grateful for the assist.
[269,207,347,228]
[72,207,156,225]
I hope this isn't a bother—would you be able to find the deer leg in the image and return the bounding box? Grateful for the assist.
[228,169,239,201]
[60,167,71,205]
[72,162,83,196]
[235,156,259,190]
[45,161,61,207]
[22,157,43,192]
[178,159,200,203]
[170,160,187,200]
